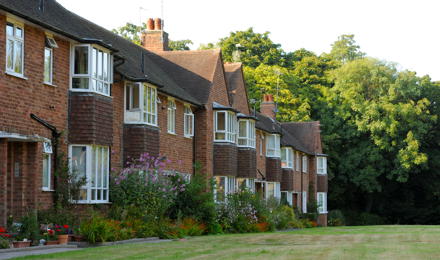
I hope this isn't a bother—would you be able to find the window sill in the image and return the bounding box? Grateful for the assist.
[214,140,236,144]
[184,135,193,139]
[167,131,177,136]
[70,89,112,98]
[319,211,328,214]
[42,188,54,192]
[317,173,327,176]
[282,167,293,170]
[43,82,57,88]
[5,71,28,80]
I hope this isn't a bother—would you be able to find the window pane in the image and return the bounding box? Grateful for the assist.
[103,148,108,188]
[74,46,88,74]
[44,48,52,83]
[15,27,23,38]
[215,132,225,140]
[92,48,97,78]
[103,52,108,81]
[98,50,103,80]
[91,147,96,187]
[132,85,139,109]
[72,146,86,179]
[6,39,13,70]
[14,41,23,74]
[97,147,102,188]
[42,154,49,188]
[216,112,225,131]
[6,24,13,36]
[239,121,247,137]
[72,77,89,89]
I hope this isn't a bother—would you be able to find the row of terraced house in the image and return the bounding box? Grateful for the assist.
[0,0,328,226]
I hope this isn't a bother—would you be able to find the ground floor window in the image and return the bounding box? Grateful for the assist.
[265,182,281,200]
[237,178,255,192]
[302,191,307,213]
[317,192,328,213]
[42,154,51,190]
[69,145,109,203]
[281,191,293,206]
[214,176,237,202]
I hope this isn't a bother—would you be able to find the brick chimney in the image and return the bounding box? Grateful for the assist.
[260,94,276,119]
[141,18,169,51]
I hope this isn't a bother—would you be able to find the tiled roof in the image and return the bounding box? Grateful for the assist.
[147,50,222,105]
[254,112,282,134]
[224,63,251,115]
[0,0,201,105]
[282,121,323,155]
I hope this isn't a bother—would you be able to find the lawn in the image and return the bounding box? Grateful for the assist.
[13,226,440,260]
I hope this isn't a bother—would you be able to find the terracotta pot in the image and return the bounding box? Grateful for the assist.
[45,240,59,245]
[57,234,69,245]
[13,241,31,248]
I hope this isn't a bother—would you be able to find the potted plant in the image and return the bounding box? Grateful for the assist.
[12,236,31,248]
[43,229,58,245]
[54,224,71,244]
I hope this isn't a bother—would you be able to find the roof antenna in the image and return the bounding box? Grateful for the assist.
[274,68,281,114]
[38,0,45,12]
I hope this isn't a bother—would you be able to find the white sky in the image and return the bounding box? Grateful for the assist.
[57,0,440,80]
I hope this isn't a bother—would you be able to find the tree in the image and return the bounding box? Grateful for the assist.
[112,22,192,51]
[327,34,365,63]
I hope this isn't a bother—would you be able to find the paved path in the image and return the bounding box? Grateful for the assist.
[0,247,80,260]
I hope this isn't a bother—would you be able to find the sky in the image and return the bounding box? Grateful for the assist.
[57,0,440,80]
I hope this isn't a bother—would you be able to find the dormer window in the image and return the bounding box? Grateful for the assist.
[214,111,236,143]
[238,119,256,148]
[266,134,280,158]
[71,45,113,96]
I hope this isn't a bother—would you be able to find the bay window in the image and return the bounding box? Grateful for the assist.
[214,176,236,202]
[167,99,176,134]
[295,151,300,171]
[214,111,236,143]
[237,178,255,192]
[317,157,327,175]
[302,155,308,173]
[281,147,293,168]
[266,134,281,157]
[238,119,256,148]
[71,45,113,96]
[266,182,281,199]
[69,145,109,204]
[124,82,158,126]
[184,105,194,137]
[6,21,24,76]
[317,192,328,213]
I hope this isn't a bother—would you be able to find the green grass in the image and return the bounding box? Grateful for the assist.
[14,226,440,260]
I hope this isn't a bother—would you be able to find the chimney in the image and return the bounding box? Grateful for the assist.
[141,18,169,52]
[260,94,276,119]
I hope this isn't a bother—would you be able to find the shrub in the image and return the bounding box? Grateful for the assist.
[0,236,9,249]
[79,214,112,243]
[18,211,40,244]
[328,210,346,226]
[358,213,384,225]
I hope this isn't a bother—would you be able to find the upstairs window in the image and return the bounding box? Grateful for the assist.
[281,147,293,168]
[266,134,280,158]
[302,155,308,173]
[71,45,113,96]
[214,111,236,143]
[6,22,24,76]
[125,82,158,126]
[44,48,53,84]
[317,157,327,175]
[184,105,194,137]
[295,151,300,171]
[167,99,176,134]
[238,119,256,148]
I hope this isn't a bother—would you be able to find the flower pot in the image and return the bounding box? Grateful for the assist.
[45,240,59,245]
[13,241,31,248]
[57,234,69,245]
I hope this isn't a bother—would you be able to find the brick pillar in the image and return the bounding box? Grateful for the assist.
[0,139,7,226]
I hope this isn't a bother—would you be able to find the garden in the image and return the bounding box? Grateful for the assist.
[0,153,321,250]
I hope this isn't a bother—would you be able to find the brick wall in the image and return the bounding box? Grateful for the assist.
[68,92,113,146]
[281,168,294,191]
[317,175,328,192]
[213,143,237,176]
[110,81,124,173]
[123,124,160,161]
[237,148,256,178]
[266,157,281,182]
[158,95,194,174]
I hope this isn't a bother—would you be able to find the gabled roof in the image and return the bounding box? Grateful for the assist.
[146,49,223,105]
[0,0,201,105]
[254,112,282,134]
[282,121,323,155]
[224,62,251,115]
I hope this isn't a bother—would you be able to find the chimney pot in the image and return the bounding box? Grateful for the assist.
[154,18,162,30]
[260,94,276,119]
[146,18,155,30]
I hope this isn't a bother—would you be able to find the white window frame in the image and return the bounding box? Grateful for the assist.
[70,44,113,96]
[42,145,52,191]
[302,191,307,213]
[214,110,236,143]
[281,147,293,168]
[214,176,237,202]
[317,156,327,175]
[167,99,176,134]
[43,47,53,84]
[302,155,308,173]
[266,134,281,158]
[317,192,328,213]
[124,82,158,126]
[69,145,110,204]
[238,119,256,148]
[5,20,24,77]
[184,104,194,137]
[295,151,300,171]
[281,191,293,206]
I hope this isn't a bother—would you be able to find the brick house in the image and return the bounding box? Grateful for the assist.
[0,0,328,226]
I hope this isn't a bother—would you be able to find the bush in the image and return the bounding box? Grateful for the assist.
[328,210,346,226]
[79,214,112,243]
[0,236,9,249]
[358,213,385,225]
[18,211,40,244]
